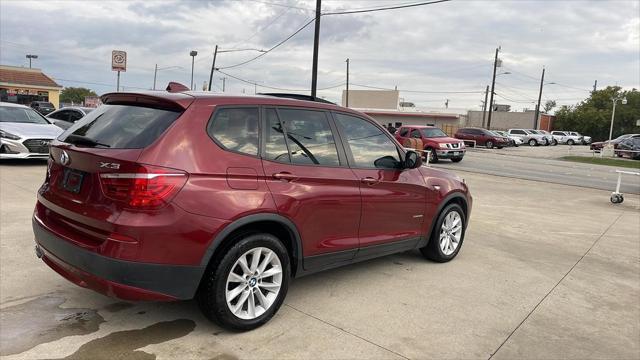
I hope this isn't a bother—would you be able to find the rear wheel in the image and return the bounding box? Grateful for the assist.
[528,139,537,146]
[198,233,290,331]
[567,139,575,145]
[420,203,466,262]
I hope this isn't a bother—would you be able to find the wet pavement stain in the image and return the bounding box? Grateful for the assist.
[0,296,104,356]
[102,302,134,313]
[60,319,196,360]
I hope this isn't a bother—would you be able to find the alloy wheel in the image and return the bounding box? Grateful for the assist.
[439,211,463,256]
[225,247,283,320]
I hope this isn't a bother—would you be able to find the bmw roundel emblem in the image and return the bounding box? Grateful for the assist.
[60,150,70,166]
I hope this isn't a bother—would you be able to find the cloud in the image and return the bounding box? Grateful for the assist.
[0,0,637,109]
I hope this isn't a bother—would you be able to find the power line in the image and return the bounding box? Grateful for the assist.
[351,83,483,94]
[245,0,315,12]
[216,69,344,92]
[219,18,315,70]
[494,92,536,104]
[322,0,451,15]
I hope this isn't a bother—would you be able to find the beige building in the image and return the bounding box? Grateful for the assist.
[342,89,399,109]
[466,110,554,130]
[0,65,62,108]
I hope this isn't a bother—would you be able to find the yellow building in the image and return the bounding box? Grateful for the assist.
[0,65,62,109]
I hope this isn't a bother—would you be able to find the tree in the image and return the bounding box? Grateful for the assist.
[60,87,97,105]
[543,100,556,113]
[554,86,640,141]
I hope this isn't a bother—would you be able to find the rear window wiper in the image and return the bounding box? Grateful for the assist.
[65,134,111,148]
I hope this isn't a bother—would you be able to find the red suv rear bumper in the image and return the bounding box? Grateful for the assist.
[32,214,204,301]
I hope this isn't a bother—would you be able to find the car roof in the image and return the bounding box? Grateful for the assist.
[401,125,437,129]
[0,102,30,109]
[100,90,366,117]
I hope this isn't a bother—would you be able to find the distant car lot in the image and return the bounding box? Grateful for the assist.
[1,155,639,359]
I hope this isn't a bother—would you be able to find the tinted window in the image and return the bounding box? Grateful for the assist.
[208,107,259,156]
[278,108,339,166]
[264,108,290,162]
[511,129,526,135]
[410,129,421,138]
[48,110,68,121]
[0,106,49,124]
[61,104,181,149]
[335,113,400,169]
[421,128,447,137]
[399,128,409,137]
[68,110,84,122]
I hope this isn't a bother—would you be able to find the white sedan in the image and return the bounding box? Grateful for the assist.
[0,102,63,159]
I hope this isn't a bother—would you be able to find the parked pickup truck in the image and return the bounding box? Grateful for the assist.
[395,125,465,163]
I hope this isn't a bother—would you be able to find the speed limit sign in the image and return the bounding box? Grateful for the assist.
[111,50,127,72]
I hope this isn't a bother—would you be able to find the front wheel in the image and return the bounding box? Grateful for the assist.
[426,148,438,163]
[485,141,494,149]
[567,139,575,145]
[528,139,537,146]
[197,233,290,331]
[420,203,466,262]
[451,157,463,163]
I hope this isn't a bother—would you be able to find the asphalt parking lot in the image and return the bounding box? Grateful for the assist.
[1,159,639,359]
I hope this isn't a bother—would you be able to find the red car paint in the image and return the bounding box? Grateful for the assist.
[32,91,472,301]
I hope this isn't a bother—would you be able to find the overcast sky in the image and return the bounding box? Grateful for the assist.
[1,0,638,112]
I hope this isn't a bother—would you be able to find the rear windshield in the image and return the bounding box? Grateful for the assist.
[59,104,181,149]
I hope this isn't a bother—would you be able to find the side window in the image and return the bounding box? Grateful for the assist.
[208,107,259,156]
[511,129,525,135]
[69,111,84,122]
[277,108,340,166]
[334,113,401,169]
[399,128,409,137]
[410,129,421,138]
[263,108,290,162]
[49,110,67,120]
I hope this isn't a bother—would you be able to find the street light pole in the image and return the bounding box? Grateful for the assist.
[153,64,158,90]
[481,85,489,128]
[220,77,226,92]
[609,96,627,141]
[26,54,38,68]
[190,50,198,90]
[310,0,321,98]
[345,58,350,107]
[486,46,500,129]
[534,66,545,130]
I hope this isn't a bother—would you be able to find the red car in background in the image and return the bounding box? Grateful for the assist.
[395,125,465,162]
[455,127,511,149]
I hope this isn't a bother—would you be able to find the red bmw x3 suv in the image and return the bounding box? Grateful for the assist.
[32,88,472,330]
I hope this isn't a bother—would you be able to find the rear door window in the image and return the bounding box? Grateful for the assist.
[277,108,340,166]
[263,108,290,162]
[60,104,182,149]
[399,128,409,137]
[208,107,259,156]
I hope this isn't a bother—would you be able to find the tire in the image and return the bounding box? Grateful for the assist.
[552,139,558,146]
[451,157,463,163]
[567,139,574,146]
[497,146,503,149]
[197,233,290,331]
[426,147,438,163]
[420,203,466,262]
[528,139,537,146]
[485,141,494,149]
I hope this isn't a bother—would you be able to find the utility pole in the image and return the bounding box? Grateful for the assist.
[486,46,500,129]
[593,80,597,93]
[310,0,321,98]
[208,45,218,91]
[190,50,198,90]
[345,58,349,107]
[220,77,226,92]
[481,85,489,128]
[534,66,545,130]
[153,64,158,90]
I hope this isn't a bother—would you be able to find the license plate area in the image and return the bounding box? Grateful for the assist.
[61,168,85,194]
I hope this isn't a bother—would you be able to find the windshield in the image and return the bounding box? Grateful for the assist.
[420,128,447,138]
[0,106,50,124]
[492,131,505,136]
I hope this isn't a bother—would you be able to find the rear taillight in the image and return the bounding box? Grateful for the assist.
[99,165,187,209]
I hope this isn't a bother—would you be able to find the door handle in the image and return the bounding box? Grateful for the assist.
[360,177,379,185]
[273,172,298,181]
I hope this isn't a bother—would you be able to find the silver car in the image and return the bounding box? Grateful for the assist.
[551,131,582,145]
[47,106,95,130]
[0,102,63,159]
[532,130,556,146]
[507,128,549,146]
[567,131,592,145]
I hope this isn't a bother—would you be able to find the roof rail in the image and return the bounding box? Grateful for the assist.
[258,93,335,105]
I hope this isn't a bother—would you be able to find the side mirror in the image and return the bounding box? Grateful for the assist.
[404,150,422,169]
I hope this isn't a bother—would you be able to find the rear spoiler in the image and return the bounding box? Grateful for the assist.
[100,92,194,111]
